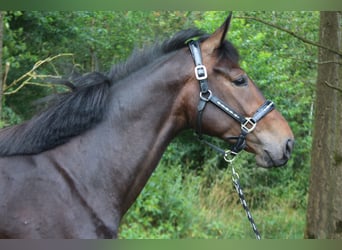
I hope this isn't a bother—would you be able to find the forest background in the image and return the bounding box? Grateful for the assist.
[0,11,319,239]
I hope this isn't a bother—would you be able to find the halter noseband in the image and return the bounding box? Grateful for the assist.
[188,40,275,161]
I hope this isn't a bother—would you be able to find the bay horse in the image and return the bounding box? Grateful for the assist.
[0,14,294,238]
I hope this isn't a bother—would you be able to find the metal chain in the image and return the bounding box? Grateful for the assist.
[231,166,261,240]
[225,152,262,240]
[197,146,262,239]
[232,166,261,240]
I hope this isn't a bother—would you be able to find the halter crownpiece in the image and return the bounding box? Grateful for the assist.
[187,39,275,160]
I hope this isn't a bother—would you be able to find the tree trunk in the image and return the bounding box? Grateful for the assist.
[305,11,342,239]
[0,12,4,120]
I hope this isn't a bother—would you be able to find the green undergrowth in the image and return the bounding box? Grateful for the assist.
[119,149,307,239]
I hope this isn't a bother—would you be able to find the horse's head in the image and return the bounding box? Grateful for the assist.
[184,13,294,168]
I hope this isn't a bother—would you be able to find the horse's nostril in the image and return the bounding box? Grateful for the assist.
[285,139,294,158]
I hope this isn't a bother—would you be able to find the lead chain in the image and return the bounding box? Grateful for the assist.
[226,157,262,240]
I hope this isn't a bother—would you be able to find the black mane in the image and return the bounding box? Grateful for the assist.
[0,28,240,156]
[108,28,207,82]
[0,72,111,156]
[108,28,239,82]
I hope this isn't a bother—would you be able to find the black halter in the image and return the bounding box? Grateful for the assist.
[188,40,275,161]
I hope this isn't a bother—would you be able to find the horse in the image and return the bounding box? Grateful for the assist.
[0,13,294,238]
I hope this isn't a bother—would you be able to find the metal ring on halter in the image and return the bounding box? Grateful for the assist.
[224,149,237,164]
[200,90,212,102]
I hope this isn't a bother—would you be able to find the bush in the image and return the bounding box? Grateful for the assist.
[0,106,22,128]
[119,140,307,239]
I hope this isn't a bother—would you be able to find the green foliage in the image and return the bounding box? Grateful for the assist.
[119,157,306,239]
[3,11,79,119]
[119,163,196,239]
[0,106,22,128]
[2,11,196,119]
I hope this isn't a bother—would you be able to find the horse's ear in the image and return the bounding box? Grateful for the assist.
[202,12,232,53]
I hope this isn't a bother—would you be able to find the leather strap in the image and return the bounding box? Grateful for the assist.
[188,40,209,93]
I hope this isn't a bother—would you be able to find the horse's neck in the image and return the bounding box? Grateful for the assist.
[52,51,191,216]
[106,57,190,213]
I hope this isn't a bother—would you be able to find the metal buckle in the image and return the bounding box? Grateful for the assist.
[195,65,207,80]
[241,117,257,133]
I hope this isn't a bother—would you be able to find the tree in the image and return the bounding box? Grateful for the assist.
[305,11,342,239]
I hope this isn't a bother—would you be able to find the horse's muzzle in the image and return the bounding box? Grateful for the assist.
[257,138,294,168]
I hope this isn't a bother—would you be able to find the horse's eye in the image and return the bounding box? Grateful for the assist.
[233,75,248,86]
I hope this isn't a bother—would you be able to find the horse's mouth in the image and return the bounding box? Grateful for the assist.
[224,135,294,168]
[223,140,290,168]
[255,149,290,168]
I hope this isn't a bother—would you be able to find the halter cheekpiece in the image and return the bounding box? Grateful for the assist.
[187,39,275,162]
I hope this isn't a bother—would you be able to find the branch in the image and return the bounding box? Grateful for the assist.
[324,81,342,93]
[4,81,56,96]
[3,53,74,96]
[274,54,342,66]
[317,60,342,66]
[236,16,342,57]
[3,62,10,87]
